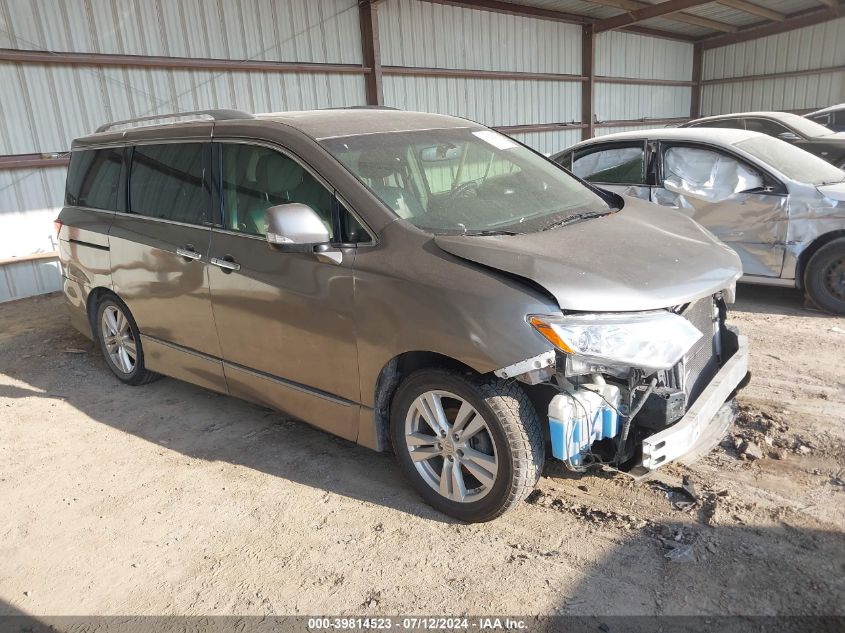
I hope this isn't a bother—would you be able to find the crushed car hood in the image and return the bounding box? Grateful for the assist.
[434,196,742,312]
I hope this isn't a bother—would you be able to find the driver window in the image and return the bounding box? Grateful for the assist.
[221,144,335,239]
[662,145,763,203]
[572,144,646,185]
[220,144,370,243]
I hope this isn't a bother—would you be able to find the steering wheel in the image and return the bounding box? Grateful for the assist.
[446,180,480,199]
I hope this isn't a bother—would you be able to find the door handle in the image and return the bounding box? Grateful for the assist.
[210,255,241,272]
[176,247,202,261]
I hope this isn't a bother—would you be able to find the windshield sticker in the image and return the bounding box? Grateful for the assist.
[472,130,517,150]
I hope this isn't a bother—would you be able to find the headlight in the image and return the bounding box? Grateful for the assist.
[528,311,703,373]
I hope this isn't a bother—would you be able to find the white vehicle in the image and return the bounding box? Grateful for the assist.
[553,128,845,313]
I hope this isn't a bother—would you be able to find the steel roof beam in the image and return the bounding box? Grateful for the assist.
[583,0,736,33]
[701,3,845,49]
[594,0,718,33]
[716,0,785,21]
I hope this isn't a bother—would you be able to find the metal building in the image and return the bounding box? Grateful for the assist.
[1,0,843,301]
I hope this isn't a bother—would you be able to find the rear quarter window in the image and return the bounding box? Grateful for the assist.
[65,148,125,210]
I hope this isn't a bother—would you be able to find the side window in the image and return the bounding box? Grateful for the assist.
[808,113,830,127]
[662,145,763,203]
[220,144,369,243]
[129,143,209,224]
[65,147,124,210]
[745,118,791,137]
[572,144,646,185]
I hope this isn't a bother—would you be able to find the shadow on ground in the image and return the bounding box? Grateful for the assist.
[734,283,835,318]
[0,295,459,523]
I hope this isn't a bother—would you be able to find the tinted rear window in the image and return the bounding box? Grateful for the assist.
[65,148,124,210]
[129,143,210,225]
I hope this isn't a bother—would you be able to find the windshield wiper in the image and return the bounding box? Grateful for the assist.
[464,229,522,236]
[539,211,610,232]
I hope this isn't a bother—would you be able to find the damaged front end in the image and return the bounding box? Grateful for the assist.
[496,290,749,475]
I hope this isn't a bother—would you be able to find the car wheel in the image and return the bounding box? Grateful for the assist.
[95,296,160,385]
[804,237,845,315]
[390,369,544,522]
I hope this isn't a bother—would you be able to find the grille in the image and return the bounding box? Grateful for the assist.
[680,296,720,404]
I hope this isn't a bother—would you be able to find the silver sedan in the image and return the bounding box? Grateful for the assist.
[553,128,845,314]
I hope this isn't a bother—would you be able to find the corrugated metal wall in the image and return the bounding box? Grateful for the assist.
[0,64,365,155]
[0,257,62,304]
[511,129,582,156]
[0,0,361,62]
[594,124,657,137]
[595,31,694,123]
[379,0,582,152]
[0,0,365,300]
[0,167,65,257]
[0,0,365,155]
[379,0,582,73]
[701,17,845,114]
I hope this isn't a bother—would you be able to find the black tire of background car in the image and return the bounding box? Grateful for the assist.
[95,295,161,386]
[390,369,544,522]
[804,237,845,315]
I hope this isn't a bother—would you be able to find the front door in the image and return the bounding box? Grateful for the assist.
[109,140,226,392]
[652,142,788,278]
[206,142,362,440]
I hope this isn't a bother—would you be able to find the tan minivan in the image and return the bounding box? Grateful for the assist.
[58,108,749,522]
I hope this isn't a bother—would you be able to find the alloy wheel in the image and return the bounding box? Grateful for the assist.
[403,390,499,503]
[101,304,137,374]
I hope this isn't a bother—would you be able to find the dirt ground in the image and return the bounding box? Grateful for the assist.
[0,286,843,618]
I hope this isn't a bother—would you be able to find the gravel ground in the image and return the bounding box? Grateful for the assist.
[0,286,843,617]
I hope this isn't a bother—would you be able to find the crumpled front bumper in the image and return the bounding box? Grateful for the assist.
[640,334,749,470]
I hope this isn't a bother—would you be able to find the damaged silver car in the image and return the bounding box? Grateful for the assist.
[554,128,845,314]
[59,109,748,522]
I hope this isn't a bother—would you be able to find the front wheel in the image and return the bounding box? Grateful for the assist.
[390,369,544,522]
[804,238,845,315]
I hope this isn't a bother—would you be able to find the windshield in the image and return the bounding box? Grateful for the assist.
[319,127,610,234]
[777,112,836,138]
[734,135,845,185]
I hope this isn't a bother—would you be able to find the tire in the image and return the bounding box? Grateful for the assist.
[94,295,160,385]
[390,369,544,522]
[804,238,845,315]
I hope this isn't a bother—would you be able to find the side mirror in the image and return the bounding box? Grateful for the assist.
[777,131,801,143]
[265,203,330,251]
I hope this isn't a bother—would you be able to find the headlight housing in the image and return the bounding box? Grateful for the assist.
[528,310,703,374]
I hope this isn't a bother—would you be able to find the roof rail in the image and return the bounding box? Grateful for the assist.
[95,109,254,133]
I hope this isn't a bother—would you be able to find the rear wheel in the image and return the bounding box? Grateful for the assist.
[390,369,543,522]
[804,238,845,315]
[95,296,160,385]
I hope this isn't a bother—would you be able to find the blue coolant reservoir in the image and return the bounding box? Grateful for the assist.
[549,383,622,466]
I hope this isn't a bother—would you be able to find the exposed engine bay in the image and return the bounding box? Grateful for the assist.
[497,291,749,474]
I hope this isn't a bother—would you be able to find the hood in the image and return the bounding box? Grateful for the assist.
[434,196,742,312]
[817,181,845,202]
